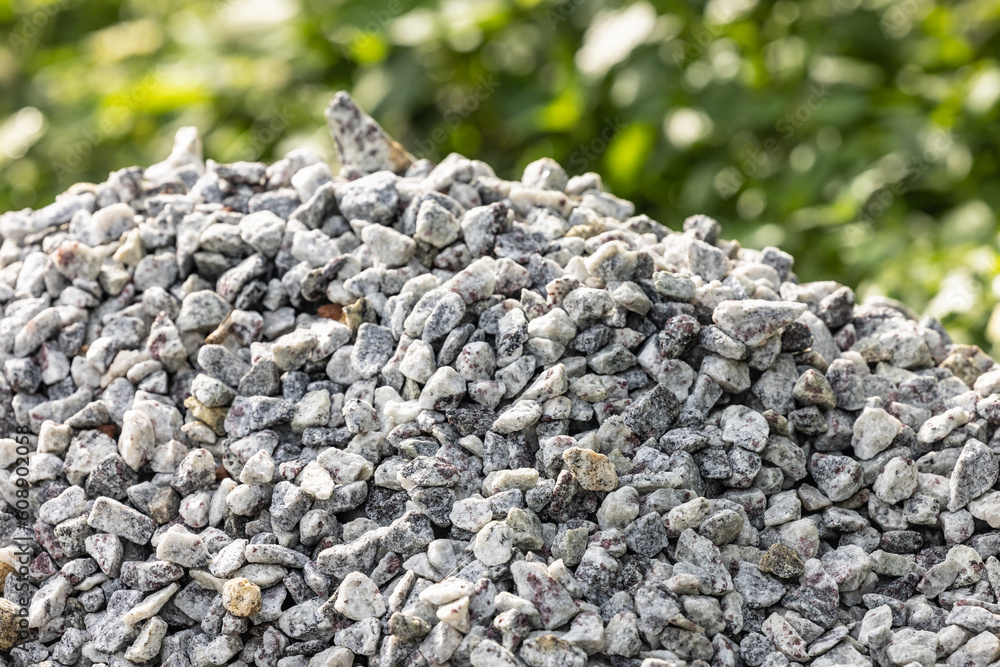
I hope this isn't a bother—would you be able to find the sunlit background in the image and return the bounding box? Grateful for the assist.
[1,0,999,350]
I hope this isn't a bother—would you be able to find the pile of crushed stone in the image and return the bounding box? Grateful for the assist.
[1,91,999,667]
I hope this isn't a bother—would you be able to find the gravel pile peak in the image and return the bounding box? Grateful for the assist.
[0,91,999,667]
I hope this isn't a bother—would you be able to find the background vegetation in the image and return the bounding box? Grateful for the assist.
[1,0,999,350]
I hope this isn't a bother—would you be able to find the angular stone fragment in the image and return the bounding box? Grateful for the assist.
[621,384,680,441]
[761,612,810,661]
[858,604,891,646]
[177,290,231,333]
[87,497,156,544]
[562,447,617,491]
[124,616,168,662]
[510,560,578,630]
[810,453,863,502]
[223,577,262,617]
[119,409,155,471]
[759,543,805,579]
[325,91,414,174]
[851,406,903,460]
[721,405,769,452]
[701,354,751,393]
[793,369,837,410]
[946,631,1000,667]
[969,491,1000,528]
[0,599,22,651]
[732,561,786,608]
[713,300,808,346]
[520,635,588,667]
[949,438,999,511]
[362,223,416,268]
[334,572,386,620]
[472,639,521,666]
[474,521,512,566]
[872,457,918,505]
[156,529,210,568]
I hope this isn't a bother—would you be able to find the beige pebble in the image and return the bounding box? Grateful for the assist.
[562,447,618,492]
[0,598,24,651]
[223,577,262,617]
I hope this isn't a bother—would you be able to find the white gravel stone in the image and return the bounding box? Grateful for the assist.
[872,456,918,504]
[474,521,513,566]
[918,406,970,444]
[362,223,416,268]
[334,572,386,620]
[852,406,903,460]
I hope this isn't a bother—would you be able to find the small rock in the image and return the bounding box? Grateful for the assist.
[223,577,262,617]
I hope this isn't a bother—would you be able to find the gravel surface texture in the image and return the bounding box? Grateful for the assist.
[0,91,998,667]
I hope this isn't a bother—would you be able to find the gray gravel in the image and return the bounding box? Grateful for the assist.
[0,90,999,667]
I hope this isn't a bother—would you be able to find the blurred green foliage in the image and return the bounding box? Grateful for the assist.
[2,0,1000,350]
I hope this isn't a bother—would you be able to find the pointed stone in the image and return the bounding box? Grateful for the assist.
[325,91,414,174]
[712,300,808,346]
[949,439,999,511]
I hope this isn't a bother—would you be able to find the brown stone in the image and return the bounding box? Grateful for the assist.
[564,222,607,239]
[562,447,618,492]
[223,577,262,617]
[759,543,805,579]
[940,352,981,387]
[204,311,234,345]
[0,561,15,586]
[148,487,181,525]
[0,598,24,651]
[343,297,377,334]
[183,397,228,436]
[317,303,343,321]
